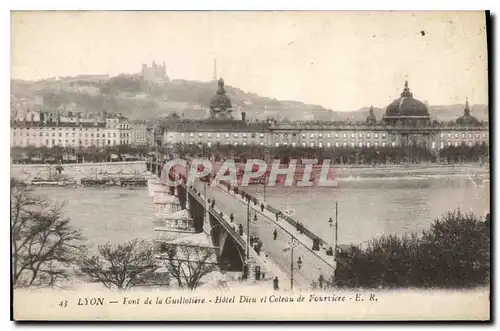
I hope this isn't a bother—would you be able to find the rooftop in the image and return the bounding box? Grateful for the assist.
[161,119,271,132]
[11,121,107,128]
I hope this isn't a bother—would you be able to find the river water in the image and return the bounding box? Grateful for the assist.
[32,170,490,249]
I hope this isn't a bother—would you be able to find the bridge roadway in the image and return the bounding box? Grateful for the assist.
[191,180,335,288]
[185,186,295,287]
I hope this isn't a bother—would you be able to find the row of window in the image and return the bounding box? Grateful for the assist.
[13,132,118,138]
[12,126,130,133]
[441,141,487,147]
[274,132,389,139]
[182,141,396,148]
[441,132,488,139]
[106,125,130,129]
[177,140,488,149]
[12,127,105,131]
[12,138,118,146]
[166,131,489,140]
[169,132,266,139]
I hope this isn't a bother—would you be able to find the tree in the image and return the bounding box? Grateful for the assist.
[333,209,490,289]
[79,239,161,290]
[159,245,218,290]
[11,179,85,287]
[419,210,490,288]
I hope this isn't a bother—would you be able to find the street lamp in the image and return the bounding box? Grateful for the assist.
[246,198,250,261]
[203,181,208,231]
[329,201,339,265]
[263,172,267,203]
[263,147,269,203]
[335,201,338,262]
[288,236,299,291]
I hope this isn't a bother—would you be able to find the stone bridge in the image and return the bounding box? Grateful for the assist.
[151,157,337,288]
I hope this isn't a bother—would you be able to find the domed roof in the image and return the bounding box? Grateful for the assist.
[456,98,481,126]
[384,81,430,117]
[210,78,232,111]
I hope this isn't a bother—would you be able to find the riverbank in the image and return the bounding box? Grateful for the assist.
[332,163,489,176]
[10,161,148,183]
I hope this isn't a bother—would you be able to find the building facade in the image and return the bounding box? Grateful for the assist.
[130,120,151,146]
[159,80,489,151]
[141,61,170,83]
[10,111,131,148]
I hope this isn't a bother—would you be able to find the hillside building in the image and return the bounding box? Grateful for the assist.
[141,61,170,83]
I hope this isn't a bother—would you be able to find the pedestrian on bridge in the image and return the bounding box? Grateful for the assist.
[297,257,302,270]
[273,276,279,290]
[230,213,234,223]
[238,224,244,236]
[260,203,265,212]
[328,217,333,227]
[273,229,278,240]
[298,222,304,235]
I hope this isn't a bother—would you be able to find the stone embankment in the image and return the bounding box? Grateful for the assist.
[10,161,147,182]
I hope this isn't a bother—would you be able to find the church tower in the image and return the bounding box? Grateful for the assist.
[366,105,377,125]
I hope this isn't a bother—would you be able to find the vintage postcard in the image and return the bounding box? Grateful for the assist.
[10,10,490,321]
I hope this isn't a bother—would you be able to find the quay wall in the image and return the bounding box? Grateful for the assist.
[10,161,148,182]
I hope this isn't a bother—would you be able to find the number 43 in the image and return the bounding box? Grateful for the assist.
[59,300,67,308]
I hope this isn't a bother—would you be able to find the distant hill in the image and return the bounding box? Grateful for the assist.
[11,76,488,122]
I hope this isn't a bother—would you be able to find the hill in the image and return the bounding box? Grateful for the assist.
[11,76,489,122]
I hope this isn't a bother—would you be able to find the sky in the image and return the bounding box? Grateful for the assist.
[11,11,489,111]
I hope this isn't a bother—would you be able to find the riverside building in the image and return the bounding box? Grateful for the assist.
[10,111,131,148]
[159,79,489,151]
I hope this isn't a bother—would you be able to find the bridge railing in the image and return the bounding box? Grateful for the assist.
[184,184,246,249]
[269,206,328,247]
[208,206,247,249]
[220,180,329,248]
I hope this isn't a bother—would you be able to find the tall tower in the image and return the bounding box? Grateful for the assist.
[212,59,218,82]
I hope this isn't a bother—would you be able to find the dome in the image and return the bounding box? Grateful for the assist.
[384,81,430,117]
[210,78,232,111]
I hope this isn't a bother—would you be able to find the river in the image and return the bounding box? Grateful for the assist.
[32,170,490,249]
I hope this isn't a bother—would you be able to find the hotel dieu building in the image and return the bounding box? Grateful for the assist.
[160,79,489,151]
[10,111,132,148]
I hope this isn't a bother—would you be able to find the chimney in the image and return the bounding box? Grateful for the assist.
[241,111,246,122]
